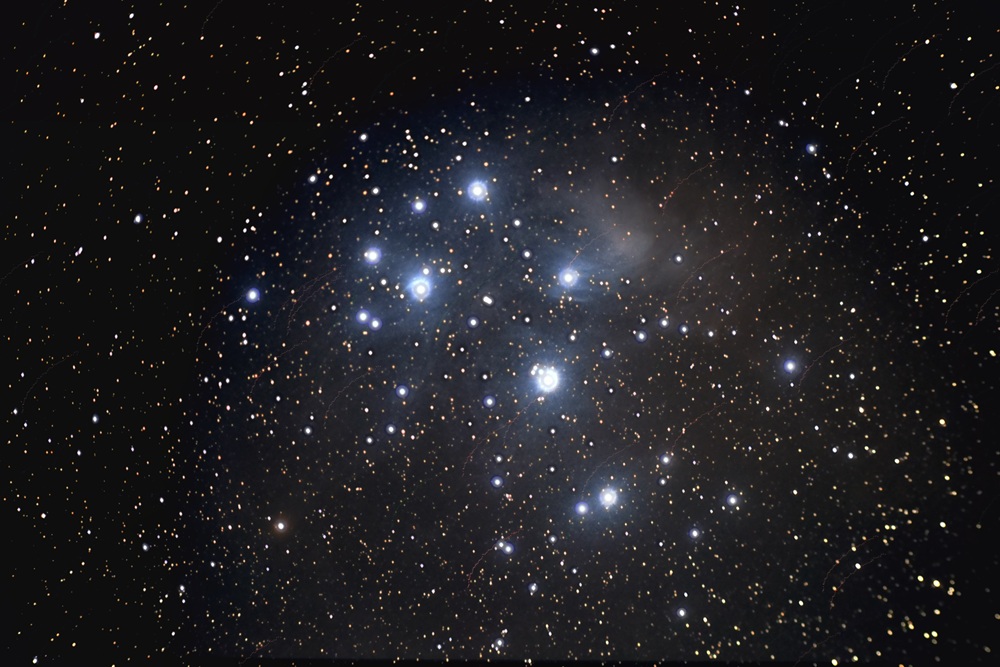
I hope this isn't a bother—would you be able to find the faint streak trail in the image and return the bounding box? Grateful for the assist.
[194,295,245,358]
[583,398,730,491]
[793,630,843,667]
[815,17,920,114]
[795,337,853,395]
[19,352,78,415]
[464,527,524,592]
[567,227,613,269]
[846,116,906,171]
[248,341,307,398]
[672,399,728,449]
[607,71,668,126]
[975,492,1000,528]
[462,400,534,478]
[882,35,934,90]
[945,267,998,327]
[239,638,276,665]
[200,0,226,38]
[674,244,735,304]
[284,266,339,335]
[821,535,886,598]
[822,536,867,591]
[659,158,719,210]
[829,552,887,609]
[977,286,1000,324]
[0,252,42,287]
[307,36,366,90]
[322,369,372,420]
[947,60,1000,117]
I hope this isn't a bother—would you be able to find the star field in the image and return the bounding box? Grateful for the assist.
[7,1,999,665]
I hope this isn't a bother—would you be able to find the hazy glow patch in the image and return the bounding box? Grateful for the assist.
[410,276,432,301]
[559,268,579,287]
[534,365,560,392]
[468,181,488,201]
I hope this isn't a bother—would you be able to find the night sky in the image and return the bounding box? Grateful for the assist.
[7,2,999,664]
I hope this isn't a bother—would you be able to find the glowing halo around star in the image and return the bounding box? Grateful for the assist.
[533,365,560,393]
[559,268,579,287]
[468,181,488,201]
[409,276,432,301]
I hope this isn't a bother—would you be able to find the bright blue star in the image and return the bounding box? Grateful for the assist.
[534,365,560,393]
[468,181,488,201]
[559,268,579,287]
[409,276,432,301]
[246,288,260,303]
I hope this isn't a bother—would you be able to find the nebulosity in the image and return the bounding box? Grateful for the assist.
[184,73,936,661]
[9,2,996,663]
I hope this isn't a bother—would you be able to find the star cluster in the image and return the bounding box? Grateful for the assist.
[7,1,997,664]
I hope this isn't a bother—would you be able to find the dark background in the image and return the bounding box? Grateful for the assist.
[6,1,997,664]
